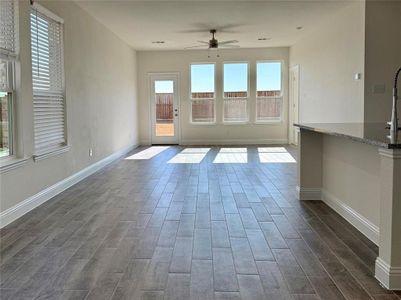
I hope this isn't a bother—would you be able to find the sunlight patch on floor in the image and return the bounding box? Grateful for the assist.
[258,147,296,163]
[125,146,170,160]
[168,148,211,164]
[213,147,248,163]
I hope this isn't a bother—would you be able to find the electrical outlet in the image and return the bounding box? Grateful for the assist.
[89,148,93,157]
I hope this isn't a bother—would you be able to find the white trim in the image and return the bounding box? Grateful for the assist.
[148,72,181,145]
[33,145,70,162]
[32,3,64,24]
[0,144,137,228]
[322,189,379,245]
[288,65,300,145]
[189,62,217,124]
[0,157,29,173]
[375,257,401,290]
[379,148,401,159]
[180,138,288,145]
[296,186,321,200]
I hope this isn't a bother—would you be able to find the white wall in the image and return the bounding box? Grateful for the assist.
[0,0,138,213]
[137,48,289,145]
[364,0,401,123]
[290,2,365,123]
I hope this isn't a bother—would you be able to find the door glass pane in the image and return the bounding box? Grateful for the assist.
[155,80,174,137]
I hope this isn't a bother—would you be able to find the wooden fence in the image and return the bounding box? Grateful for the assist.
[156,93,173,122]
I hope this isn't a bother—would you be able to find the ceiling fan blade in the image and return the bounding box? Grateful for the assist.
[219,40,239,45]
[184,45,208,49]
[196,40,209,45]
[219,44,240,48]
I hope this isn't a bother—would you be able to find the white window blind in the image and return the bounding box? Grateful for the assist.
[0,0,17,56]
[31,6,66,155]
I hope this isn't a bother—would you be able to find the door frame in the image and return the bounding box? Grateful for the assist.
[289,65,300,145]
[148,72,181,145]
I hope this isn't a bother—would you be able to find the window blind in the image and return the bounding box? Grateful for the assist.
[0,0,17,56]
[31,6,66,155]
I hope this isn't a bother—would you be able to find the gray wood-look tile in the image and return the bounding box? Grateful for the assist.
[193,228,212,260]
[226,214,246,238]
[0,146,395,300]
[211,221,230,248]
[213,248,239,292]
[237,274,266,300]
[190,260,213,300]
[230,237,258,274]
[169,237,193,273]
[246,229,274,261]
[164,273,191,300]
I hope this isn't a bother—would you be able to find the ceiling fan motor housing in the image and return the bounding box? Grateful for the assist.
[209,39,218,48]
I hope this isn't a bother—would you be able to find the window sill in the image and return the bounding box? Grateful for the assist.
[222,121,250,125]
[254,120,283,125]
[0,157,30,174]
[190,122,216,126]
[33,145,70,162]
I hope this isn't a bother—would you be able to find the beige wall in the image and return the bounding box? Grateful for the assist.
[322,135,380,227]
[290,2,365,123]
[137,48,289,145]
[364,0,401,123]
[0,0,138,212]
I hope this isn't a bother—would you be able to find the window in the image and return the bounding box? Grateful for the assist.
[190,63,215,123]
[0,0,17,159]
[256,62,282,122]
[31,5,66,157]
[223,62,248,122]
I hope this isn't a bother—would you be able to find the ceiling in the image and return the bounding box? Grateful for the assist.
[76,0,351,51]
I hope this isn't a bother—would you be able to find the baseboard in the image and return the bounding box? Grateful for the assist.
[296,186,322,200]
[0,144,137,228]
[322,189,379,245]
[375,257,401,290]
[180,138,288,145]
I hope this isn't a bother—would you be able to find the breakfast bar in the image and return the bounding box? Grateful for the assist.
[295,123,401,290]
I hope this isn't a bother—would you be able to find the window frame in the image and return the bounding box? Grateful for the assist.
[0,0,18,163]
[222,61,250,124]
[0,60,15,159]
[189,62,216,125]
[255,60,284,124]
[30,3,68,161]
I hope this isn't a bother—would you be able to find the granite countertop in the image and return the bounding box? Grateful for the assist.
[294,123,401,149]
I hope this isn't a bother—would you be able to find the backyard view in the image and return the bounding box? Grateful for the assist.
[155,92,174,136]
[155,80,175,137]
[0,92,10,158]
[154,62,283,137]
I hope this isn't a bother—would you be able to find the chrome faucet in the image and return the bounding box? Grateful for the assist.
[388,67,401,143]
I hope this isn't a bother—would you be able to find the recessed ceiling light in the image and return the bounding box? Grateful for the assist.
[258,37,271,41]
[296,26,303,30]
[152,41,165,44]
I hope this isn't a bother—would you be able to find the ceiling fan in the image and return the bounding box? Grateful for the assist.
[185,29,239,49]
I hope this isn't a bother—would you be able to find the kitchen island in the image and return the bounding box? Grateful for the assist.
[295,123,401,290]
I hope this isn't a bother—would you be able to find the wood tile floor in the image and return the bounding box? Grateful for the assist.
[1,146,400,300]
